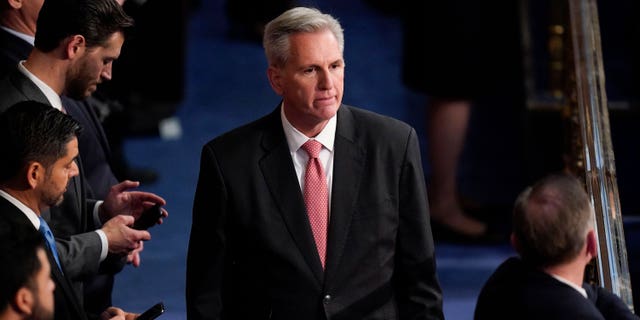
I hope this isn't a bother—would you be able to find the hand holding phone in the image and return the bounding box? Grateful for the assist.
[137,302,165,320]
[133,204,163,230]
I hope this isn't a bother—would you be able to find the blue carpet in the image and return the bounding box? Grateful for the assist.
[108,0,635,319]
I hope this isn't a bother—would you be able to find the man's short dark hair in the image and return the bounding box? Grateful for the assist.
[35,0,134,52]
[0,101,82,181]
[0,224,45,310]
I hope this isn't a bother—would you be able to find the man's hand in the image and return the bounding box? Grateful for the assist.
[127,240,144,267]
[101,215,151,255]
[101,306,139,320]
[99,180,167,223]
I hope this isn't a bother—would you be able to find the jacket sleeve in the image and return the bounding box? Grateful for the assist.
[186,143,228,320]
[395,128,445,319]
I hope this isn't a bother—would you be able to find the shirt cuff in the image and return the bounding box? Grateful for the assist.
[94,229,109,262]
[93,200,104,227]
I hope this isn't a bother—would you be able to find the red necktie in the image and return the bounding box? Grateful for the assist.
[301,140,328,268]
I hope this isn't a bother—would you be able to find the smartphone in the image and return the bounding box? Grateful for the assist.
[133,204,162,230]
[137,302,165,320]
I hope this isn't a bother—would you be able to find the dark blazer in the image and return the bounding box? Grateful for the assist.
[0,69,108,296]
[0,28,118,199]
[0,197,89,320]
[187,105,444,320]
[0,28,31,78]
[64,96,119,199]
[474,257,638,320]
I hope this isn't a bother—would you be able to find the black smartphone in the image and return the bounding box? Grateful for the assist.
[137,302,165,320]
[133,204,162,230]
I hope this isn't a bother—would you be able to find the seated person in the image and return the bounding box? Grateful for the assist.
[474,173,638,319]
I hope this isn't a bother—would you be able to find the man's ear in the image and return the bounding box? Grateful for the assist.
[586,229,598,259]
[7,0,22,10]
[13,287,35,316]
[510,233,521,254]
[26,162,43,189]
[65,35,86,59]
[267,66,284,95]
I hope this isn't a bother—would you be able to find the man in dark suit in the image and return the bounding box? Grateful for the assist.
[0,102,138,320]
[186,7,443,319]
[474,173,638,319]
[0,0,121,199]
[0,0,167,317]
[0,0,155,195]
[0,224,54,320]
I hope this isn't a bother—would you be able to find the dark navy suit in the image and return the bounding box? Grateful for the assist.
[475,257,638,319]
[0,38,121,313]
[0,197,89,320]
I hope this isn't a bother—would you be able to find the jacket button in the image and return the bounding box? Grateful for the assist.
[323,295,331,303]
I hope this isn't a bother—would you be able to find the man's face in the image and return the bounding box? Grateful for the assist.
[40,138,79,208]
[30,248,55,320]
[268,29,344,137]
[65,31,125,99]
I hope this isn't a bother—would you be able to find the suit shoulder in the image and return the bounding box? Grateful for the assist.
[0,72,31,112]
[201,111,276,151]
[341,105,415,145]
[345,105,412,132]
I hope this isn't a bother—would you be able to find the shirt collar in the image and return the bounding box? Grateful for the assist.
[281,103,337,152]
[0,26,35,45]
[550,273,588,298]
[17,60,63,111]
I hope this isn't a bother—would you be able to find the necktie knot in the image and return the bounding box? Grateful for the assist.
[302,139,322,159]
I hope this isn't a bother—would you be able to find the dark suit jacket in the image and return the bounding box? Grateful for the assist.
[0,197,89,320]
[0,69,121,302]
[0,28,121,312]
[0,28,31,78]
[187,105,444,320]
[0,27,118,199]
[474,257,638,319]
[64,96,119,199]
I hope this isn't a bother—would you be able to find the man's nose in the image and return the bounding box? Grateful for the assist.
[101,64,113,81]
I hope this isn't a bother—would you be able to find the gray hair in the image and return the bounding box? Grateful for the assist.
[512,173,594,267]
[263,7,344,67]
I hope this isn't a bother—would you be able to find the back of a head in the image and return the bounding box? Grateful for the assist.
[34,0,133,52]
[0,101,81,182]
[262,6,344,67]
[512,173,593,267]
[0,224,45,314]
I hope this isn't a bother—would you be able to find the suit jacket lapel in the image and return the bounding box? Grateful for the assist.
[324,106,365,285]
[259,108,325,283]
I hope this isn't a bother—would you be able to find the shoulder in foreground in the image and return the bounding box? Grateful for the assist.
[202,109,279,148]
[341,104,413,133]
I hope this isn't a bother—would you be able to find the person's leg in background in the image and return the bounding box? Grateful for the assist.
[427,97,487,237]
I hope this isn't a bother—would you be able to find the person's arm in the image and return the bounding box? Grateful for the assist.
[55,232,102,280]
[590,284,639,319]
[395,128,445,319]
[186,143,227,319]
